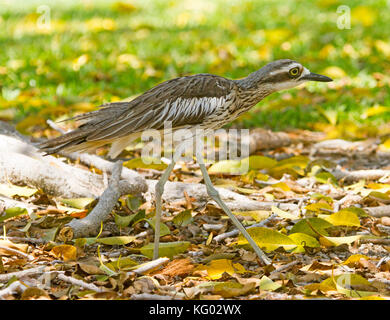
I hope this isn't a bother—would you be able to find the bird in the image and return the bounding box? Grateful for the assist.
[39,59,332,265]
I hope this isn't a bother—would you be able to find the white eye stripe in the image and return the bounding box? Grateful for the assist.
[269,63,302,76]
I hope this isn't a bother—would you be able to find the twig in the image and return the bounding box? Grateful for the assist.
[0,266,46,283]
[0,245,34,261]
[130,293,182,300]
[64,161,123,238]
[270,260,300,275]
[131,257,170,275]
[214,213,278,242]
[359,238,390,245]
[332,168,390,183]
[56,272,106,293]
[0,236,48,245]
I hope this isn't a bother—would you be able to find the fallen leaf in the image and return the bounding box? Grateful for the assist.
[51,244,77,261]
[140,241,190,259]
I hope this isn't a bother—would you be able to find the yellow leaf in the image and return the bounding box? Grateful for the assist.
[51,244,77,261]
[208,159,247,175]
[233,210,270,222]
[60,198,94,209]
[271,206,298,220]
[124,157,167,171]
[258,276,282,291]
[272,182,291,191]
[72,54,89,71]
[0,183,37,198]
[331,273,377,297]
[319,235,362,247]
[264,28,291,45]
[0,207,29,222]
[140,241,190,259]
[247,155,277,170]
[86,18,117,32]
[342,254,370,267]
[351,6,377,27]
[288,233,320,248]
[237,227,296,252]
[375,40,390,57]
[95,236,136,245]
[198,259,247,280]
[362,105,390,119]
[290,218,332,237]
[321,66,346,79]
[305,202,333,213]
[323,210,360,227]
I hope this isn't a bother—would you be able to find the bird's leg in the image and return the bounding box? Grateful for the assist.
[153,160,176,260]
[153,143,186,260]
[195,150,272,266]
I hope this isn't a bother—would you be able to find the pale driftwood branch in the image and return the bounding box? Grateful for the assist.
[0,266,46,283]
[131,257,170,275]
[0,281,28,299]
[364,206,390,217]
[0,195,39,213]
[0,121,147,199]
[131,293,182,300]
[145,180,299,212]
[0,245,34,260]
[0,236,48,245]
[331,168,390,183]
[56,272,106,292]
[65,161,123,238]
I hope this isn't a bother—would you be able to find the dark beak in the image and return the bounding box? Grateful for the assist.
[301,72,333,82]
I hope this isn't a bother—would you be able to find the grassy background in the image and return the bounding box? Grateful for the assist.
[0,0,389,138]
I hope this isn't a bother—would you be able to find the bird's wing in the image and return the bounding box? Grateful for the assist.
[83,74,235,141]
[38,74,235,155]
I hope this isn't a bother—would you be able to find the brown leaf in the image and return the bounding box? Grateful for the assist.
[157,258,194,278]
[21,287,50,300]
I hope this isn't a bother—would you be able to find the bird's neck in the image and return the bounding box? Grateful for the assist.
[234,71,274,108]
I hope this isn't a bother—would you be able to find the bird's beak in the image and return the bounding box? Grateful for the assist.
[301,72,333,82]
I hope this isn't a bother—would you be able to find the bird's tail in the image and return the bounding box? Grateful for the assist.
[38,127,110,155]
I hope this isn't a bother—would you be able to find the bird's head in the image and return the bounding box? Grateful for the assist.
[239,59,332,92]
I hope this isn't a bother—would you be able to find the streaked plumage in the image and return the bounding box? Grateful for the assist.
[39,59,332,158]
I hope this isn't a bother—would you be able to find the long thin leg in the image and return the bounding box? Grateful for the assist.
[153,160,176,260]
[153,144,186,260]
[195,151,272,265]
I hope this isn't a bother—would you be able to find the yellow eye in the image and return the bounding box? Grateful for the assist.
[289,67,300,77]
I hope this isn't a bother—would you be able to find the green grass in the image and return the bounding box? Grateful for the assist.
[0,0,390,136]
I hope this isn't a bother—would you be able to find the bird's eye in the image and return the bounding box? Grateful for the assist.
[289,67,300,77]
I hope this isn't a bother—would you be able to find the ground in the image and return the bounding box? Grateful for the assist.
[0,0,389,300]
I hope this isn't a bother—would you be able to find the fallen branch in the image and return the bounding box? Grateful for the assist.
[0,245,34,260]
[131,257,170,275]
[56,272,106,293]
[145,180,299,212]
[0,266,46,283]
[332,168,390,183]
[0,281,27,299]
[0,195,39,213]
[364,206,390,218]
[0,121,147,198]
[63,161,123,238]
[130,293,182,300]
